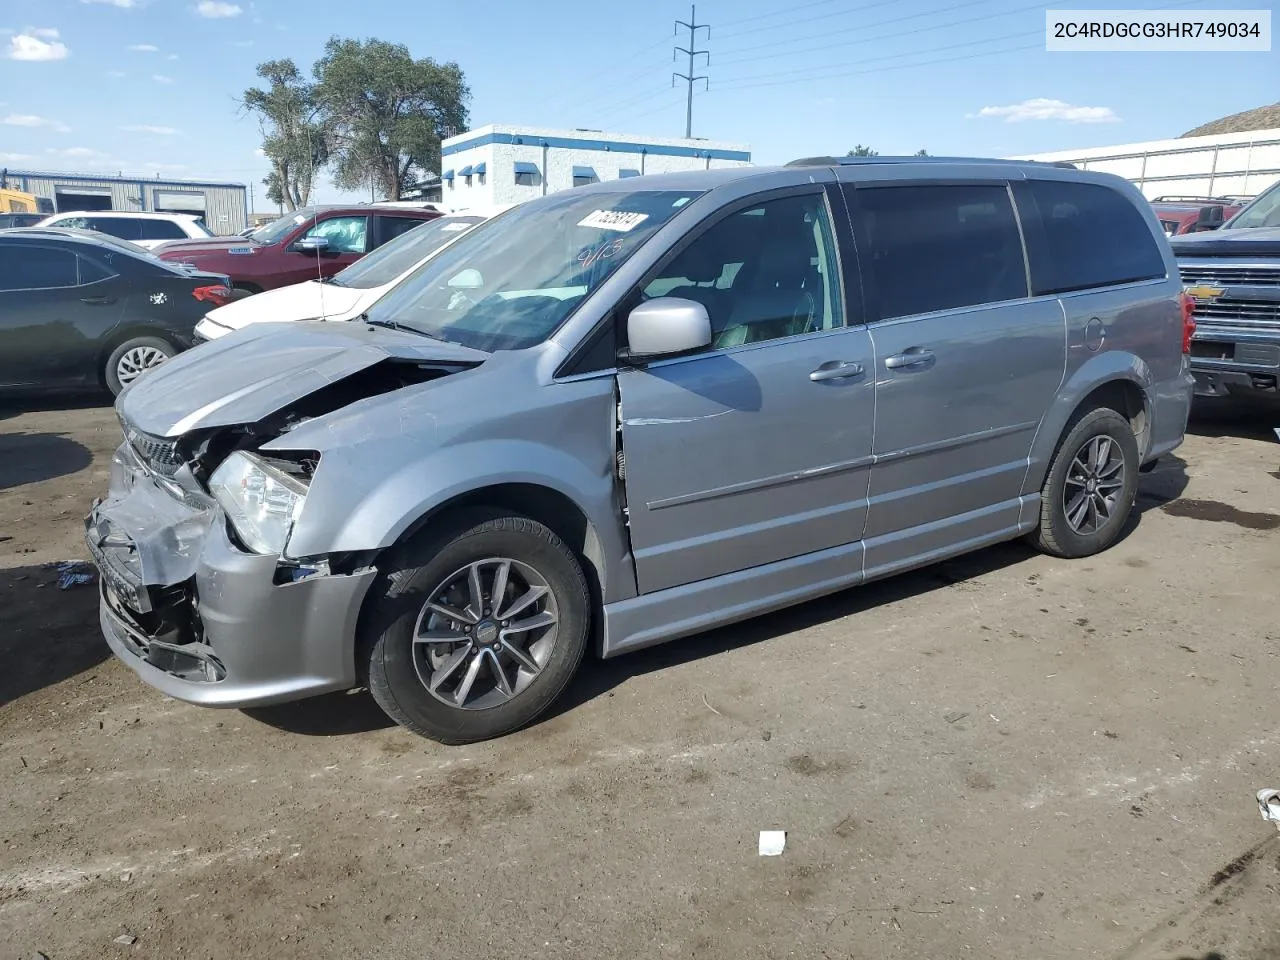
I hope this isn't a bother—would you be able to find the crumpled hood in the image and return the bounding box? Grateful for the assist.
[204,279,369,330]
[117,321,489,438]
[1172,226,1280,257]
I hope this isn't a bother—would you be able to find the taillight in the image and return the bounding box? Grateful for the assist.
[1180,292,1196,354]
[193,284,232,307]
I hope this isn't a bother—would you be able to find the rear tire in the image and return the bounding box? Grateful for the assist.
[1031,407,1140,559]
[104,336,176,396]
[365,511,590,744]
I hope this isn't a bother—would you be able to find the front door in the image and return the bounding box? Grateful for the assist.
[283,215,369,285]
[618,189,876,595]
[845,181,1067,577]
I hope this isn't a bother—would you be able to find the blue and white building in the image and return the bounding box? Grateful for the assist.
[439,124,752,210]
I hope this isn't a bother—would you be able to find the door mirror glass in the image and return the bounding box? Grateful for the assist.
[626,297,712,359]
[294,235,330,253]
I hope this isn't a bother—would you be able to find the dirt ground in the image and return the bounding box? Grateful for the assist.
[2,396,1280,960]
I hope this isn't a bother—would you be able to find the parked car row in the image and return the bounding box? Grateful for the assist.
[87,158,1198,744]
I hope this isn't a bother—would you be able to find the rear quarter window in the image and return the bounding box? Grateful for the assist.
[1014,180,1166,295]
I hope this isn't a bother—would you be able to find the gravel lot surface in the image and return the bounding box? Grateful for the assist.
[2,397,1279,960]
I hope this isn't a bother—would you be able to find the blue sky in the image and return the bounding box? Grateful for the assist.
[1,0,1275,207]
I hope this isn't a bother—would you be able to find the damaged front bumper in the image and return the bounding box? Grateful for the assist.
[86,441,377,708]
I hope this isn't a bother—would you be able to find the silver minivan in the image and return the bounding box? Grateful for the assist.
[87,159,1196,743]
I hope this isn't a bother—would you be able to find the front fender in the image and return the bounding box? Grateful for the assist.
[1023,350,1153,495]
[287,438,634,604]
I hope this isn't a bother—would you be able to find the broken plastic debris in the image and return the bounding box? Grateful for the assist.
[54,560,96,590]
[758,831,786,856]
[1256,789,1280,829]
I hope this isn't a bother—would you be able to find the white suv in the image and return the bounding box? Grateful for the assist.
[36,211,214,250]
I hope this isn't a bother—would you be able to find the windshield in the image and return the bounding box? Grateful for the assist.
[330,215,486,290]
[1225,181,1280,230]
[365,189,704,352]
[249,208,318,245]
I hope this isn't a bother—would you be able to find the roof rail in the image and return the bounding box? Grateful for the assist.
[785,155,1077,169]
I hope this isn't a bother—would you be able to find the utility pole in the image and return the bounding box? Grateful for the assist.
[673,4,709,140]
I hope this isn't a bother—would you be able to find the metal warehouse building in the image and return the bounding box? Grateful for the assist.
[1012,127,1280,200]
[0,169,249,235]
[439,125,752,210]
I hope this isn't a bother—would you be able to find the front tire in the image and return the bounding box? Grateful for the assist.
[104,336,176,396]
[365,511,590,744]
[1031,407,1140,559]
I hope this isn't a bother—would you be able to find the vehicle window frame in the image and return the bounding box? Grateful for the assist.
[1012,179,1167,296]
[376,214,434,247]
[0,241,81,292]
[844,178,1033,325]
[88,217,145,242]
[555,183,858,379]
[136,218,189,242]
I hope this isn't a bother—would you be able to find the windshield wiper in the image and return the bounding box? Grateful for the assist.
[362,313,446,342]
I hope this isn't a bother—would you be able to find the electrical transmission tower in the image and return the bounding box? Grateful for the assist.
[673,4,709,139]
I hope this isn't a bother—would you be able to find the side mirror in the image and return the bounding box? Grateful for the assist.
[1194,205,1225,231]
[293,235,330,253]
[624,297,712,361]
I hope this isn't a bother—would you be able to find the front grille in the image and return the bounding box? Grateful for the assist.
[1180,265,1280,287]
[1192,298,1280,328]
[120,418,183,477]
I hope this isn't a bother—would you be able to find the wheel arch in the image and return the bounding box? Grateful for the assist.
[1025,352,1154,494]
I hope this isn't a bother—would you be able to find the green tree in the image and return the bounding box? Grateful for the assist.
[846,144,879,157]
[915,149,929,156]
[313,37,469,201]
[241,59,328,210]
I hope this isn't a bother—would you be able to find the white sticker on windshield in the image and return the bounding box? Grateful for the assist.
[440,222,471,232]
[577,210,649,233]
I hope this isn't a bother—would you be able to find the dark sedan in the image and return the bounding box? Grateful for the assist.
[0,227,232,396]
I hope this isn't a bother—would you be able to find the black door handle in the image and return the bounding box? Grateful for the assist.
[809,360,865,382]
[80,295,117,305]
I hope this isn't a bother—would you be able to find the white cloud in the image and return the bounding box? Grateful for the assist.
[970,97,1120,124]
[121,124,179,135]
[107,69,125,77]
[48,146,102,158]
[31,27,60,39]
[165,52,178,59]
[4,113,71,132]
[128,42,158,51]
[0,152,33,162]
[5,32,70,60]
[81,0,139,7]
[152,73,173,84]
[233,39,253,47]
[253,147,265,157]
[195,1,242,17]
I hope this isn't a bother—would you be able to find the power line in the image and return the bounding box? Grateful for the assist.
[716,0,841,30]
[673,4,710,138]
[715,0,1019,63]
[717,28,1039,86]
[716,0,922,41]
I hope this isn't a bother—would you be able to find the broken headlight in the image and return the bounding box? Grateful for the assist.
[209,452,309,556]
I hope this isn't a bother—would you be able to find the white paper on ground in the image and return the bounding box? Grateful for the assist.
[758,830,786,856]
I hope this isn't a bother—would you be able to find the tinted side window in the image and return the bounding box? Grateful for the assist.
[0,245,78,290]
[854,184,1027,320]
[137,219,187,241]
[89,218,144,241]
[380,216,428,243]
[1014,180,1166,295]
[78,255,115,284]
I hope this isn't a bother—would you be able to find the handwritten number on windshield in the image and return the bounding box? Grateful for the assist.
[577,238,624,271]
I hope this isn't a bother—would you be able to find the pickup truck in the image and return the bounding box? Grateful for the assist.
[1172,179,1280,403]
[153,204,441,295]
[1150,195,1247,236]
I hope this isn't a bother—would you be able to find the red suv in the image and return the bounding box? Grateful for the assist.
[153,205,441,295]
[1149,196,1248,237]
